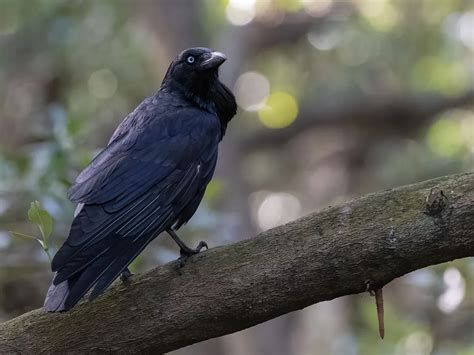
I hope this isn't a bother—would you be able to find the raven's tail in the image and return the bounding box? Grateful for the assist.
[43,232,159,312]
[43,273,70,312]
[44,272,85,312]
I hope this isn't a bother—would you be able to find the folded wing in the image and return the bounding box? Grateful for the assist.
[50,105,220,310]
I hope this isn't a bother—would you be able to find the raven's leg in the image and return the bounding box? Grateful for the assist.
[166,229,208,267]
[120,267,133,282]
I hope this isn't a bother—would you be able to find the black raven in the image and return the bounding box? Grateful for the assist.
[43,47,237,311]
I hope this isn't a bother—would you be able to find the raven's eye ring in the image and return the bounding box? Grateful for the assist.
[186,56,195,64]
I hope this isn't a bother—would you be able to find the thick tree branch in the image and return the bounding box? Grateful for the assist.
[1,173,473,353]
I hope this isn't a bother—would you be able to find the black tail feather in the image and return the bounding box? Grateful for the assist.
[61,231,159,310]
[44,273,81,312]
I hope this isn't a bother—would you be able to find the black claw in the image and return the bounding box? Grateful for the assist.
[176,240,209,270]
[180,240,209,257]
[177,256,187,270]
[167,229,209,271]
[198,240,209,251]
[120,268,133,282]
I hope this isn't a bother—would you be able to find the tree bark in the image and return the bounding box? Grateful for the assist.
[1,173,473,354]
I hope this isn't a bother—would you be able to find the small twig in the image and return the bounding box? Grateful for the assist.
[374,288,384,339]
[365,280,385,339]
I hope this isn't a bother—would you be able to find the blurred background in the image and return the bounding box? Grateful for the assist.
[0,0,473,354]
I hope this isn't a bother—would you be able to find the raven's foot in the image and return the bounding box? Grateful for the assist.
[120,268,133,283]
[166,229,209,269]
[177,240,208,269]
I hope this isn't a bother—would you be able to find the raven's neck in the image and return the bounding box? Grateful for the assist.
[162,77,236,139]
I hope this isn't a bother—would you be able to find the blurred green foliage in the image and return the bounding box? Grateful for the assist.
[0,0,473,353]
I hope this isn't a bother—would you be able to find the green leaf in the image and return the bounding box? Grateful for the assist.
[27,201,53,243]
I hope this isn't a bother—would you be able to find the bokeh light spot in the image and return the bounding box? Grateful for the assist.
[256,192,301,230]
[234,71,270,111]
[204,179,224,201]
[307,30,340,51]
[258,92,298,129]
[88,69,118,99]
[301,0,333,17]
[412,56,468,94]
[458,12,474,50]
[404,331,433,355]
[358,0,400,31]
[274,0,303,12]
[437,267,465,313]
[225,0,256,26]
[427,118,463,157]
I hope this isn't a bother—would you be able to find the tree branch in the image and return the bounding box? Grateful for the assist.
[1,173,473,353]
[241,90,474,151]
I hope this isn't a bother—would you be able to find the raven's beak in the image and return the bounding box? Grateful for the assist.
[199,51,227,71]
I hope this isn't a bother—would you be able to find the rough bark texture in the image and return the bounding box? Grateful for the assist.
[1,173,473,354]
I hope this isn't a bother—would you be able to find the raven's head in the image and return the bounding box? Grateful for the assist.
[162,47,237,138]
[164,47,227,84]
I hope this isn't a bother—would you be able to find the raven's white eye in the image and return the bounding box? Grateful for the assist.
[186,56,195,64]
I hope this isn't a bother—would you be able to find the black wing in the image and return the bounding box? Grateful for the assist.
[51,101,220,309]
